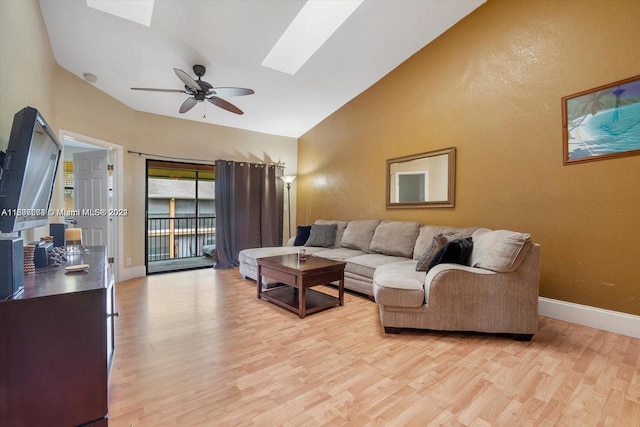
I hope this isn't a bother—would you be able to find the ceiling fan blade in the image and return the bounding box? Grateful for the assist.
[212,87,255,97]
[131,87,186,93]
[179,97,198,113]
[174,68,201,92]
[207,96,244,115]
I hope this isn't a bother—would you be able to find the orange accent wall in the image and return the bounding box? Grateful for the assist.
[298,0,640,315]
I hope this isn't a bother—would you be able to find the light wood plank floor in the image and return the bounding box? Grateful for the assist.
[108,268,640,426]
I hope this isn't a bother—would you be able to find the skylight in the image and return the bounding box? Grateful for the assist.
[87,0,155,27]
[262,0,364,75]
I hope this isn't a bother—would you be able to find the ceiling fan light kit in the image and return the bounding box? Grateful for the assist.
[131,65,254,115]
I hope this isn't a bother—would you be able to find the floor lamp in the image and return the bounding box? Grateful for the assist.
[280,175,296,239]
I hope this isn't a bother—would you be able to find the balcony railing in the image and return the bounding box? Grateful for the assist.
[147,216,216,262]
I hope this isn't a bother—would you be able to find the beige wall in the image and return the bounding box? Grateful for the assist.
[0,1,54,139]
[0,0,57,243]
[1,1,298,274]
[51,67,297,270]
[298,0,640,316]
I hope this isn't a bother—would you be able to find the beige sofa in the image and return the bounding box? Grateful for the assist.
[239,219,540,339]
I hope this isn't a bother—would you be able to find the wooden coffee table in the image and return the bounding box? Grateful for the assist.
[256,254,345,318]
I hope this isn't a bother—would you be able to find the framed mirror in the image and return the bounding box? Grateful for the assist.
[386,147,456,208]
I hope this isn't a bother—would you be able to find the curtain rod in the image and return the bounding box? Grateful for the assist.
[127,150,285,168]
[127,150,216,164]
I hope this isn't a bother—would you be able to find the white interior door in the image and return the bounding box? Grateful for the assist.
[73,150,110,246]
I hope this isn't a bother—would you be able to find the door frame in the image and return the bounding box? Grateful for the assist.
[395,170,429,203]
[58,129,124,282]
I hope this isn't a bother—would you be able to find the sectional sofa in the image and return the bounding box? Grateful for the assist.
[239,219,540,339]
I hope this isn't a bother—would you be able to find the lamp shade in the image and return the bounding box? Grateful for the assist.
[280,175,296,184]
[65,228,82,245]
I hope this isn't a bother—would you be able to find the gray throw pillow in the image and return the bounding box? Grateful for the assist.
[415,232,463,271]
[416,234,451,271]
[305,223,337,248]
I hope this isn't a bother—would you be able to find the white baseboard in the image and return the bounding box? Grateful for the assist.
[538,297,640,339]
[118,265,146,282]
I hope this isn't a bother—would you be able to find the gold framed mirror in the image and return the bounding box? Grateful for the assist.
[386,147,456,208]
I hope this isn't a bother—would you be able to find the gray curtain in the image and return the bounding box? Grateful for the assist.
[214,160,283,269]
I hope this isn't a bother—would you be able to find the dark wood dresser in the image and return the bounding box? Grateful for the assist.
[0,246,115,426]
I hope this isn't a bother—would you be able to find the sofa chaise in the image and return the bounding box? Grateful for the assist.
[239,219,540,339]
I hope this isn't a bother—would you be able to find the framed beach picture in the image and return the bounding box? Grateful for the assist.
[562,75,640,165]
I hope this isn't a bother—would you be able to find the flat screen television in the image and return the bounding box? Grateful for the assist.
[0,107,63,233]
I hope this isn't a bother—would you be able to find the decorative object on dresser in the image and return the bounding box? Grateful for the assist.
[65,227,83,254]
[49,222,68,247]
[23,244,35,275]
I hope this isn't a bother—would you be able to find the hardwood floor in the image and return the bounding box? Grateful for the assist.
[108,268,640,426]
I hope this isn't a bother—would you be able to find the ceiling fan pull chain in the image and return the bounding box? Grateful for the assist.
[203,101,206,119]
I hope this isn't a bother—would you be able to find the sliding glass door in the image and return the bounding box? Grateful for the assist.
[145,160,215,274]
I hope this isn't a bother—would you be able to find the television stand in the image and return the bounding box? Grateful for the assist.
[0,246,114,426]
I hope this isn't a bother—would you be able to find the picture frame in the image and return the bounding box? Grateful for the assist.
[562,74,640,165]
[386,147,456,209]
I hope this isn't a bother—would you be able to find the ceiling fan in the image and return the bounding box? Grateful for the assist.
[131,65,254,115]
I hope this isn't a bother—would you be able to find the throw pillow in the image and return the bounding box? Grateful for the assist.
[469,229,532,273]
[427,237,473,272]
[305,223,337,248]
[293,225,312,246]
[412,225,447,260]
[415,232,465,271]
[415,233,452,271]
[314,220,349,247]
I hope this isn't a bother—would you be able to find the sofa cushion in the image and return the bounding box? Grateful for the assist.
[344,253,410,279]
[305,223,337,248]
[469,229,532,273]
[373,260,426,307]
[369,221,421,258]
[314,220,349,247]
[340,219,381,252]
[427,237,473,271]
[313,247,366,262]
[293,225,311,246]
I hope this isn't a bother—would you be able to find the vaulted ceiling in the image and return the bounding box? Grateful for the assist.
[40,0,485,138]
